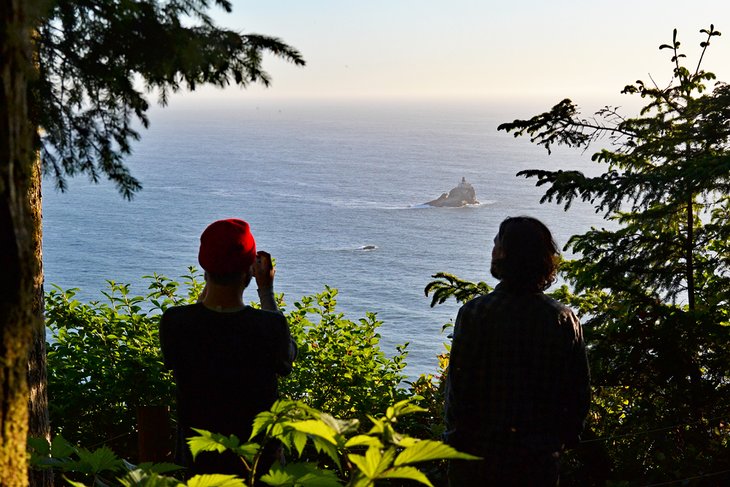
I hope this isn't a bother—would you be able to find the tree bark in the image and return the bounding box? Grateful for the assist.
[26,16,52,487]
[0,0,39,485]
[27,153,51,487]
[685,193,695,311]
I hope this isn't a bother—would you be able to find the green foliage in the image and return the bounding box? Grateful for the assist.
[279,286,410,422]
[30,400,477,487]
[483,25,730,483]
[45,268,202,459]
[399,352,450,443]
[32,0,305,198]
[28,434,181,486]
[46,271,415,463]
[190,399,478,487]
[423,272,492,308]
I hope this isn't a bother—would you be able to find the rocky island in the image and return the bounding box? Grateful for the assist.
[424,177,479,207]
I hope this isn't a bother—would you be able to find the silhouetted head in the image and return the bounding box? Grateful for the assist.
[198,219,256,287]
[490,216,560,292]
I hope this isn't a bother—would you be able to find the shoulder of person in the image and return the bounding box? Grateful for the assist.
[537,292,573,312]
[161,303,200,320]
[460,288,502,311]
[537,294,581,331]
[455,292,500,329]
[247,306,288,324]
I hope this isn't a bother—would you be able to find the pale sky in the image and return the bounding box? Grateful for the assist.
[175,1,730,106]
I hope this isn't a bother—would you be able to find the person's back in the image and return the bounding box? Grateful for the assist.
[444,216,590,486]
[160,219,296,477]
[446,287,586,452]
[161,303,292,444]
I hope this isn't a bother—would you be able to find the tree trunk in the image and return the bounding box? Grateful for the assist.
[0,0,39,485]
[26,17,52,487]
[27,152,51,487]
[685,193,695,311]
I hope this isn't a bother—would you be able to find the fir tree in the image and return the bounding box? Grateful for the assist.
[1,2,304,484]
[497,26,730,483]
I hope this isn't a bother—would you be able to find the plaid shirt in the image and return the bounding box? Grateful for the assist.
[444,283,590,454]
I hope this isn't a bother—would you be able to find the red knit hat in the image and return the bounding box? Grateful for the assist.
[198,219,257,274]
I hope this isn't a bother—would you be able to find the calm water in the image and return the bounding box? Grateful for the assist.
[42,99,606,377]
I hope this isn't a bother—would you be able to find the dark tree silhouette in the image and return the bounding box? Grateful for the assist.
[429,26,730,484]
[1,1,304,484]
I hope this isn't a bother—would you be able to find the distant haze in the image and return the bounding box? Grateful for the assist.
[168,0,730,107]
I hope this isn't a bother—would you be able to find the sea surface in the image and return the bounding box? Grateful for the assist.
[42,98,607,377]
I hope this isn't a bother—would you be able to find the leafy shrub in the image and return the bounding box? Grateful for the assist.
[46,270,417,461]
[280,286,410,421]
[30,400,477,487]
[29,435,181,486]
[45,270,202,458]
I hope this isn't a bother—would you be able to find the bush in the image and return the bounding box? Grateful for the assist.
[280,286,410,422]
[46,270,420,461]
[30,399,477,487]
[45,270,200,459]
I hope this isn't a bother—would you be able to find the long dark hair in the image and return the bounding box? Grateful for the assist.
[490,216,560,292]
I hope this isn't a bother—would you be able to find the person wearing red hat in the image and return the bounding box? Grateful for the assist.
[159,219,296,479]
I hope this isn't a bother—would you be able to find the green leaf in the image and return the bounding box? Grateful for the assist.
[28,437,51,456]
[319,413,359,436]
[347,475,374,487]
[378,466,434,486]
[292,430,308,457]
[260,463,341,487]
[75,445,122,473]
[348,453,374,478]
[118,469,184,487]
[344,435,384,449]
[51,435,76,458]
[348,446,395,478]
[394,440,480,466]
[250,411,276,439]
[123,459,182,474]
[228,443,261,462]
[311,436,341,470]
[187,429,240,461]
[61,477,88,487]
[395,437,419,448]
[385,406,395,420]
[258,468,295,486]
[391,400,428,418]
[286,420,338,445]
[186,475,247,487]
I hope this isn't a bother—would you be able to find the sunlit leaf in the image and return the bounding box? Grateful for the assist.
[292,430,308,457]
[319,413,359,436]
[187,429,240,461]
[61,478,88,487]
[186,474,247,487]
[391,400,427,417]
[250,412,276,439]
[394,440,480,466]
[311,437,341,469]
[287,420,338,445]
[261,463,341,487]
[344,435,383,449]
[348,453,372,478]
[378,466,434,486]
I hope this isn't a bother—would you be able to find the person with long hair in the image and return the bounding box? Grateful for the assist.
[444,216,590,486]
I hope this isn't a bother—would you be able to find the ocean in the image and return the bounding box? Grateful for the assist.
[41,98,606,377]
